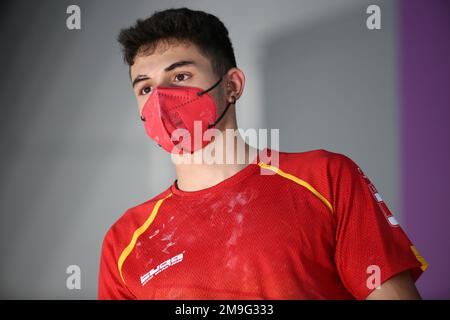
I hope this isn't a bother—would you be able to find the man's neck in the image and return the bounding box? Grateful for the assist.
[172,134,258,192]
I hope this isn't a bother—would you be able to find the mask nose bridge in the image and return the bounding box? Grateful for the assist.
[139,87,191,122]
[158,88,200,112]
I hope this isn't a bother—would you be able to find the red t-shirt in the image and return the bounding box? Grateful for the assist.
[98,149,427,300]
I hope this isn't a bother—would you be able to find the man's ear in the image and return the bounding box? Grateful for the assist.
[225,67,245,103]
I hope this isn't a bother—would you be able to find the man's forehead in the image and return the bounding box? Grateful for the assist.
[130,41,209,78]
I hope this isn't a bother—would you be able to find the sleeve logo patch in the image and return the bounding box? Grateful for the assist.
[357,167,401,228]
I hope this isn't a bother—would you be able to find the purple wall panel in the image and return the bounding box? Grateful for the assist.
[400,0,450,299]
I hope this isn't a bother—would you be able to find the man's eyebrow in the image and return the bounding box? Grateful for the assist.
[132,75,150,88]
[131,60,196,88]
[164,60,196,72]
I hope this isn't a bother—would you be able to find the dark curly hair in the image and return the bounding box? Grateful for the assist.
[117,7,237,77]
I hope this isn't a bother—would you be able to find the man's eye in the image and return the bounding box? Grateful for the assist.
[140,86,152,95]
[174,73,190,82]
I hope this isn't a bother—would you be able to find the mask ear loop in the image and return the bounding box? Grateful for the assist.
[197,75,235,128]
[197,76,223,96]
[208,96,236,129]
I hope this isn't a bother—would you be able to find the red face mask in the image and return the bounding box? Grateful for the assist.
[140,76,234,154]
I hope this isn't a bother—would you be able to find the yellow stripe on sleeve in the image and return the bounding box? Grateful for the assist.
[410,245,429,272]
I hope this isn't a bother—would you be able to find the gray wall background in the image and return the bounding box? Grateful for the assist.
[262,1,399,214]
[0,0,398,299]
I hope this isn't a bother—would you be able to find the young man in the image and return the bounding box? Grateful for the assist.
[98,8,427,300]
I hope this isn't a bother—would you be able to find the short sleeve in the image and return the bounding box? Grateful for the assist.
[331,154,427,300]
[98,229,136,300]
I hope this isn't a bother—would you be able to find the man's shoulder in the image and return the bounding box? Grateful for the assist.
[266,148,359,197]
[102,187,173,248]
[268,148,359,214]
[274,148,353,173]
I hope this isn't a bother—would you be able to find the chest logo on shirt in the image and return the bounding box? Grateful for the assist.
[140,252,184,286]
